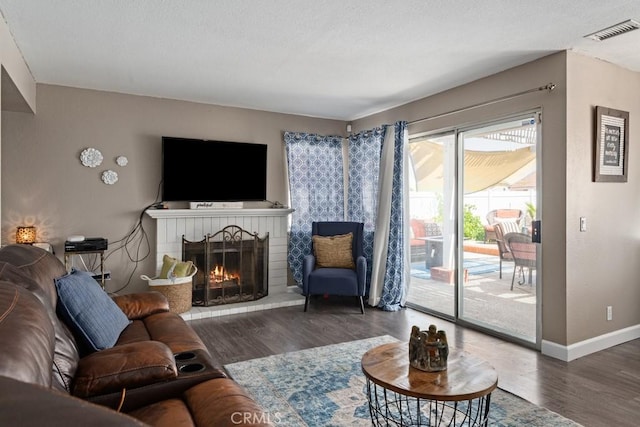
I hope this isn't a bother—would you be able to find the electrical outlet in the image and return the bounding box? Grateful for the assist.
[580,217,587,232]
[607,306,613,321]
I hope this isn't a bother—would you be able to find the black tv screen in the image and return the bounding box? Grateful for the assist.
[162,137,267,202]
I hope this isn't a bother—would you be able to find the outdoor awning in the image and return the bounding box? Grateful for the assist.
[409,141,536,193]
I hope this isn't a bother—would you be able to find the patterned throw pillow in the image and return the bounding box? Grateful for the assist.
[312,233,355,269]
[425,222,442,236]
[498,220,521,234]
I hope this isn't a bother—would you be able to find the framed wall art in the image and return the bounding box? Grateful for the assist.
[594,106,629,182]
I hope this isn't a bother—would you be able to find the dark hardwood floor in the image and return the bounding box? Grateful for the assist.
[190,296,640,427]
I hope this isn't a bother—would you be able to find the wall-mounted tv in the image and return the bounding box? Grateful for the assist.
[162,137,267,202]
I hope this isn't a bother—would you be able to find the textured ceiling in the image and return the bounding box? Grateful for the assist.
[1,0,639,120]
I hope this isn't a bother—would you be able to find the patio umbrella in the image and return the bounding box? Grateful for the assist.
[409,141,535,193]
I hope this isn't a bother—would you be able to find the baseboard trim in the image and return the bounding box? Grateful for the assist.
[542,324,640,361]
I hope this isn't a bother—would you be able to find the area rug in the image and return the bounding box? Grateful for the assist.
[224,335,581,426]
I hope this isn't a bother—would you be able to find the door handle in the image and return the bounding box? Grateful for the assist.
[532,220,541,243]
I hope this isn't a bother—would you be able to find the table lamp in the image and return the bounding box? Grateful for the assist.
[16,226,36,244]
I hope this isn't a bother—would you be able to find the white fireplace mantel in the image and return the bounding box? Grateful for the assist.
[145,208,294,299]
[145,208,294,219]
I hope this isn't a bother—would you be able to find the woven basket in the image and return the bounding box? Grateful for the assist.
[141,265,197,314]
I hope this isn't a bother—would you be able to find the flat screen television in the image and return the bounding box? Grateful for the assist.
[162,136,267,202]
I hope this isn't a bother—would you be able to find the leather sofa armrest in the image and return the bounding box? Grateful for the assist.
[112,292,170,319]
[0,376,148,427]
[182,378,273,427]
[73,341,177,398]
[89,364,228,412]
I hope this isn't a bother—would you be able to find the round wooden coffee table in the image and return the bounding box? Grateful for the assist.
[361,341,498,426]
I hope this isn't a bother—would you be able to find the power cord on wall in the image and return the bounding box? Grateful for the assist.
[265,199,285,208]
[104,181,162,293]
[103,184,284,293]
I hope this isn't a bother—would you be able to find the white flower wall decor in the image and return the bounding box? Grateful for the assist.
[101,170,118,185]
[80,148,103,167]
[116,156,128,167]
[79,148,128,184]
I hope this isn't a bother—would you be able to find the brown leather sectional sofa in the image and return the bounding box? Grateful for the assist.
[0,244,271,426]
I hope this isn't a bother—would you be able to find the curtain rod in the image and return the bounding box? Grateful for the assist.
[408,83,556,126]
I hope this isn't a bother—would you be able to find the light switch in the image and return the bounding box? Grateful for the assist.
[579,217,587,232]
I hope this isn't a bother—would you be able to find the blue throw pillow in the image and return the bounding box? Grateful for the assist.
[55,268,130,354]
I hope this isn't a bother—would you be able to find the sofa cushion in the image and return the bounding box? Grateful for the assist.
[127,398,193,427]
[312,232,355,269]
[119,311,209,355]
[0,282,56,387]
[0,244,68,309]
[112,291,170,320]
[55,269,131,354]
[495,209,521,219]
[0,256,81,392]
[496,220,521,235]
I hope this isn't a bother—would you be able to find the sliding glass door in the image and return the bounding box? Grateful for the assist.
[458,115,539,344]
[406,131,457,318]
[407,112,540,346]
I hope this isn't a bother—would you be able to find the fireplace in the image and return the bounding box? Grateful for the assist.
[183,225,268,306]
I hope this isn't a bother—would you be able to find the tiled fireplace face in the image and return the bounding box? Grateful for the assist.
[145,209,293,300]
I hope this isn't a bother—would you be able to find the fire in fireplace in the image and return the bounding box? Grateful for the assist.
[209,265,239,284]
[183,225,268,306]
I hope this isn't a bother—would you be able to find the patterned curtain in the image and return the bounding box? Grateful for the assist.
[284,132,345,285]
[367,122,409,311]
[346,127,385,294]
[284,122,407,311]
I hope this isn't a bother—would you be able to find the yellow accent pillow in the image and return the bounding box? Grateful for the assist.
[159,255,193,279]
[312,233,355,269]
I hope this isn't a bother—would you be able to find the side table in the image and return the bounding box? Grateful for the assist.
[361,341,498,426]
[64,249,106,289]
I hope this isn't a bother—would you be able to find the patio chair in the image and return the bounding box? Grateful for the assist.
[505,232,536,291]
[484,209,525,242]
[410,219,442,262]
[494,221,521,279]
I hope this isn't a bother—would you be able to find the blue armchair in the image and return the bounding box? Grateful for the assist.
[302,221,366,313]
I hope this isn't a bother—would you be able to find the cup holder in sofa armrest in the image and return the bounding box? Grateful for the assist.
[174,351,197,362]
[175,351,206,374]
[178,363,205,374]
[173,349,224,378]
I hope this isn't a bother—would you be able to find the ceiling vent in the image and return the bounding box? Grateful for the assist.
[584,19,640,41]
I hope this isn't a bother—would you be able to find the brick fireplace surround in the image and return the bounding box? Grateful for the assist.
[146,208,304,319]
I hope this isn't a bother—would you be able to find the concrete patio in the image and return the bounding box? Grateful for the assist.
[406,249,536,341]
